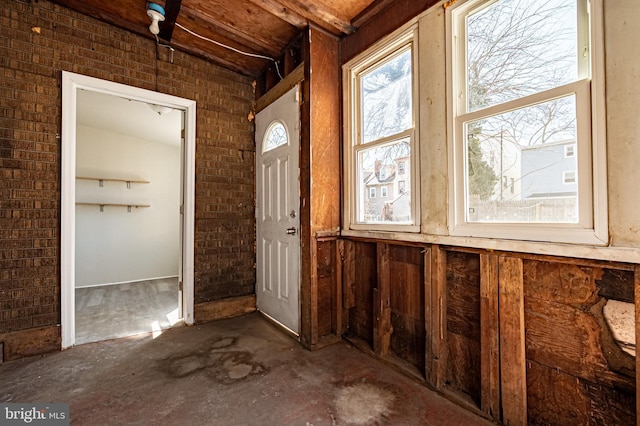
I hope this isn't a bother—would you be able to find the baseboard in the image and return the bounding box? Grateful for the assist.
[194,295,256,323]
[0,325,61,362]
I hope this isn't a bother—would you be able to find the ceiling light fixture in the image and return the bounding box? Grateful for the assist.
[148,103,174,116]
[146,2,166,36]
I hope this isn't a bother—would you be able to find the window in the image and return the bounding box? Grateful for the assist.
[563,171,576,184]
[447,0,607,244]
[344,26,419,231]
[399,180,406,194]
[263,121,288,152]
[369,187,376,198]
[565,144,576,158]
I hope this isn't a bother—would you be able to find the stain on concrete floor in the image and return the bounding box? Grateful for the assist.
[0,313,494,425]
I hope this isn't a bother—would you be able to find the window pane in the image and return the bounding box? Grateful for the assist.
[361,48,412,143]
[465,95,578,223]
[466,0,579,112]
[357,139,411,223]
[264,121,287,152]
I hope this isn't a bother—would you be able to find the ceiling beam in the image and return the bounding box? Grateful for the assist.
[245,0,309,29]
[179,5,281,57]
[158,0,182,42]
[351,0,397,29]
[278,0,356,34]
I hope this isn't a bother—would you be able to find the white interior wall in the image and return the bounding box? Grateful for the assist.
[75,124,181,287]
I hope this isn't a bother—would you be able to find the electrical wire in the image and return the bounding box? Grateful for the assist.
[175,22,282,79]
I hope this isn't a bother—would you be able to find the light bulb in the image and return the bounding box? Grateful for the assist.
[146,3,165,36]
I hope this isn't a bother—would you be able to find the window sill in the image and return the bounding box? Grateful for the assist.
[340,228,640,264]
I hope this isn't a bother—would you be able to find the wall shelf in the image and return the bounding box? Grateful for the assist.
[76,176,150,188]
[76,202,151,212]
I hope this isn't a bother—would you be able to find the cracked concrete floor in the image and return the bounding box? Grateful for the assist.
[0,313,493,425]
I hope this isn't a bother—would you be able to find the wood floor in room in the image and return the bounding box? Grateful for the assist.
[75,277,180,345]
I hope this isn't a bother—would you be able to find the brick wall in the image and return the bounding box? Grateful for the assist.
[0,0,256,346]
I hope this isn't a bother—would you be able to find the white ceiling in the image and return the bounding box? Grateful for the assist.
[77,89,182,146]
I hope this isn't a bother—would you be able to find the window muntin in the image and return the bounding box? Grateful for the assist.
[263,121,288,152]
[345,27,419,230]
[448,0,604,244]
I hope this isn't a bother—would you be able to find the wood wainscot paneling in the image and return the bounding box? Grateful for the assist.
[523,260,636,425]
[445,251,482,408]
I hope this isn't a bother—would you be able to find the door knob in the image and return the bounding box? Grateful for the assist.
[286,227,297,235]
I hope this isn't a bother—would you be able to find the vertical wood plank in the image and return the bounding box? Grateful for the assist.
[374,243,391,356]
[423,247,432,381]
[309,238,319,346]
[428,245,447,390]
[480,253,501,420]
[499,256,527,425]
[636,265,640,424]
[335,239,344,336]
[342,240,356,309]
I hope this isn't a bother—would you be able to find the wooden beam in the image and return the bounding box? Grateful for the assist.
[255,63,304,112]
[335,240,345,336]
[246,0,309,29]
[636,265,640,424]
[374,243,392,356]
[480,254,501,420]
[351,0,397,29]
[158,0,182,42]
[498,256,527,425]
[274,0,355,35]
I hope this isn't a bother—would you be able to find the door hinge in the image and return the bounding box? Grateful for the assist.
[179,281,183,292]
[181,128,185,139]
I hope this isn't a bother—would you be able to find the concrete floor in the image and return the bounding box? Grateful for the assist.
[0,314,493,425]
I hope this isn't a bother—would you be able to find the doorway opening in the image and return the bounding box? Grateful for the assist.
[61,72,196,348]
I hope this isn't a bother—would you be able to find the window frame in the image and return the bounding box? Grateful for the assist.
[381,186,388,198]
[446,0,608,245]
[343,25,421,233]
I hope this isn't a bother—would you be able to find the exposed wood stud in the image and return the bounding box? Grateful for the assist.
[498,256,527,425]
[423,247,432,381]
[255,64,304,112]
[158,0,182,42]
[428,245,447,390]
[480,254,501,420]
[374,243,392,356]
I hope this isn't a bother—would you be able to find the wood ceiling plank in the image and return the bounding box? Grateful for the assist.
[180,5,282,57]
[50,0,150,36]
[351,0,396,29]
[171,27,268,76]
[181,0,298,57]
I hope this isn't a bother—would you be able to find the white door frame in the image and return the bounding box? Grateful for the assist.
[60,71,196,349]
